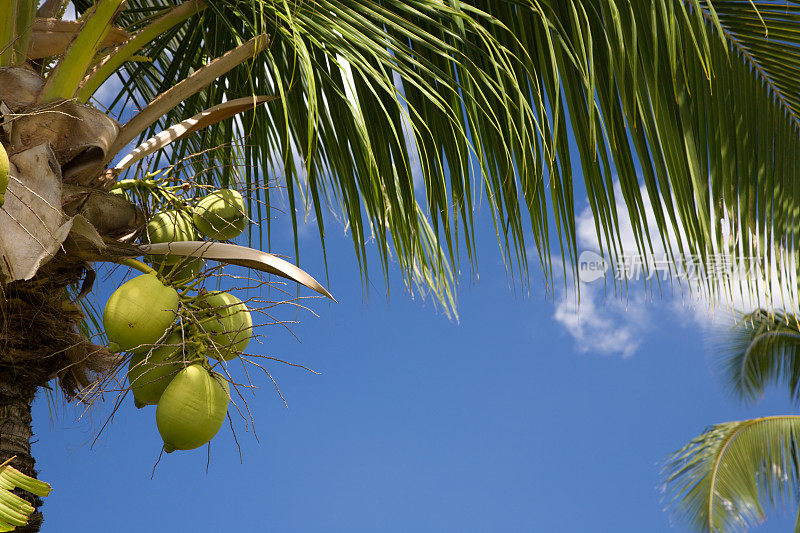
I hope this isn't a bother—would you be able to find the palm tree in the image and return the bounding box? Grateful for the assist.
[664,310,800,532]
[1,0,799,530]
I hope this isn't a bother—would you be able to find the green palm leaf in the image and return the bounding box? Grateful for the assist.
[61,0,800,314]
[712,1,800,126]
[718,309,800,403]
[664,416,800,532]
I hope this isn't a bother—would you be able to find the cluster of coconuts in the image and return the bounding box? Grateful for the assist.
[145,188,248,280]
[101,188,254,453]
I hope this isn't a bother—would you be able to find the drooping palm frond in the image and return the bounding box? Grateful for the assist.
[66,0,800,313]
[664,416,800,533]
[700,1,800,303]
[718,309,800,403]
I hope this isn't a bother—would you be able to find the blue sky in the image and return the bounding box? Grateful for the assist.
[30,197,800,532]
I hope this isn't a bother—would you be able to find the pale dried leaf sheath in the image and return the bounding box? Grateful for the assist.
[0,67,43,110]
[27,18,129,60]
[36,0,67,18]
[114,96,276,172]
[0,144,74,281]
[139,241,335,300]
[12,100,120,182]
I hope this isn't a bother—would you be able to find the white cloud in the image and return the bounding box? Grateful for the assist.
[553,181,798,357]
[554,281,649,358]
[552,182,673,357]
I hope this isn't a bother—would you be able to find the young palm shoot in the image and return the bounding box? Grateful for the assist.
[38,0,127,102]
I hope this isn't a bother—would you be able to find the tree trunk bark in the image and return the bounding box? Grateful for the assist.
[0,371,42,533]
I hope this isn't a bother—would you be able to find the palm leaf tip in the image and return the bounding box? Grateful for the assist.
[663,416,800,532]
[715,309,800,404]
[138,241,335,300]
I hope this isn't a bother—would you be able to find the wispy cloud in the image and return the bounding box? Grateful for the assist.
[553,181,797,357]
[552,182,674,357]
[554,281,650,358]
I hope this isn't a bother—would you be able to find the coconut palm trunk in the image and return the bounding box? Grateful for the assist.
[0,375,44,533]
[0,376,40,532]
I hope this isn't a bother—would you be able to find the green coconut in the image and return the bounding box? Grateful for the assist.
[192,189,247,240]
[147,210,197,247]
[127,333,184,408]
[146,209,204,278]
[156,364,229,452]
[197,291,252,361]
[103,274,179,353]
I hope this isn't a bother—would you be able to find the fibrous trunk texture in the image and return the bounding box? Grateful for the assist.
[1,262,117,396]
[0,262,119,532]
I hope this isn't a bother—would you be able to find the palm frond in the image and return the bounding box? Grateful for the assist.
[718,309,800,403]
[39,0,126,102]
[664,416,800,532]
[64,0,800,316]
[712,1,800,127]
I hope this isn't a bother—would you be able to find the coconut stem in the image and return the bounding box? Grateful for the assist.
[112,177,189,210]
[176,274,208,294]
[110,176,160,190]
[116,258,159,276]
